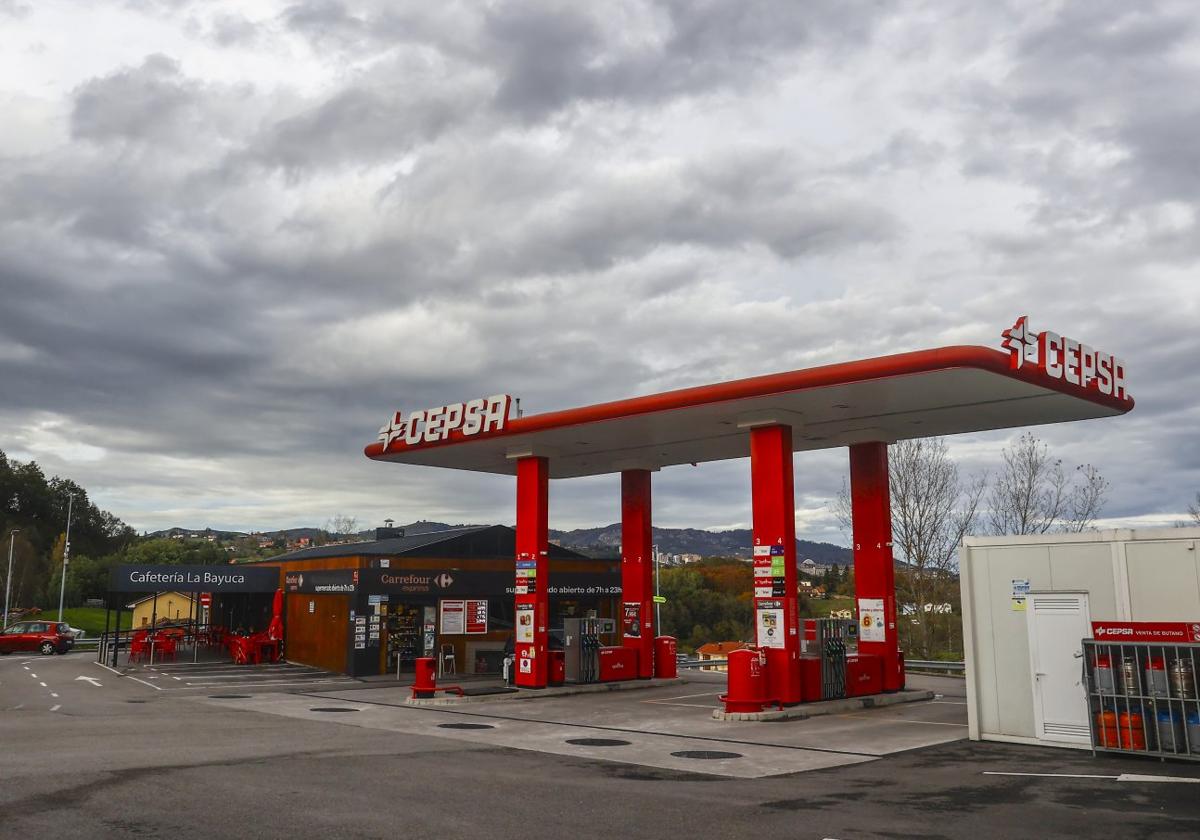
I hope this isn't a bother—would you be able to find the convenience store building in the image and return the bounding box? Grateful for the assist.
[252,525,618,677]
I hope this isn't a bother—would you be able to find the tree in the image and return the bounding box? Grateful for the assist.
[988,432,1109,534]
[1188,493,1200,526]
[324,515,360,540]
[835,437,984,658]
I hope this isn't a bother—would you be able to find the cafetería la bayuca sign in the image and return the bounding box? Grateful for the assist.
[1002,316,1128,400]
[378,394,513,451]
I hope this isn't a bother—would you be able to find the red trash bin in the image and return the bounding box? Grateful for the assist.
[720,648,768,713]
[654,636,677,679]
[412,657,437,699]
[549,650,565,685]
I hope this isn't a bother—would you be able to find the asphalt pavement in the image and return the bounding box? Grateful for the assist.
[2,653,1199,839]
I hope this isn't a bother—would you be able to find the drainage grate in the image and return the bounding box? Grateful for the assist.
[670,750,743,760]
[125,700,147,704]
[310,707,359,713]
[566,738,631,747]
[437,722,495,730]
[209,694,251,699]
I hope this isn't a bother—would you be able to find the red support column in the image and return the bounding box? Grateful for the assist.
[849,442,903,692]
[514,456,549,689]
[750,425,802,705]
[620,469,655,679]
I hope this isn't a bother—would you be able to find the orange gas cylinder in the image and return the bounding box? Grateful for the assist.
[1095,710,1120,748]
[1118,710,1147,750]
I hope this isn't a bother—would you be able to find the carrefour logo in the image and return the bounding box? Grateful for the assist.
[435,574,455,588]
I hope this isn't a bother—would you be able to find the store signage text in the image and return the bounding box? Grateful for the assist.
[110,564,279,593]
[1091,621,1200,643]
[1001,316,1128,399]
[378,394,513,451]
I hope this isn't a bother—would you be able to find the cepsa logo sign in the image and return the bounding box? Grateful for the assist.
[1002,316,1129,400]
[378,395,512,451]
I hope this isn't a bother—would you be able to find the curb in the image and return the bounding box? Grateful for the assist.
[712,688,935,722]
[404,676,684,707]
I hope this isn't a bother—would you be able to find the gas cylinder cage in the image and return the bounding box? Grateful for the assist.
[1083,640,1200,762]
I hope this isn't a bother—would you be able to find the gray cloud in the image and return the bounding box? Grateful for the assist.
[1,1,1198,541]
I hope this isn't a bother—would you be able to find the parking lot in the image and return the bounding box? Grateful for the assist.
[3,655,1199,839]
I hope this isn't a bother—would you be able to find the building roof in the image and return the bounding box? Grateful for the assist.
[364,344,1133,479]
[696,641,753,656]
[259,524,592,563]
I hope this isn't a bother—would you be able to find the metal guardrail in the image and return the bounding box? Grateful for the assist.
[677,657,965,673]
[904,659,965,673]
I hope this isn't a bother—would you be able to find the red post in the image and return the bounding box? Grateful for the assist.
[750,425,802,705]
[515,456,549,688]
[849,442,903,692]
[621,469,655,678]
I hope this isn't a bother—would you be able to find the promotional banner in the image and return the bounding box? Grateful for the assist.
[1091,621,1200,643]
[858,598,886,642]
[756,600,785,649]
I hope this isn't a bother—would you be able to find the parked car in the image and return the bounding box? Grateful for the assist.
[0,620,74,655]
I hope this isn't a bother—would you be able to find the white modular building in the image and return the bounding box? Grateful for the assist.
[960,527,1200,748]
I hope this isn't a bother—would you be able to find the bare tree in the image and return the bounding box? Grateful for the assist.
[1188,493,1200,526]
[835,437,985,657]
[988,433,1109,534]
[324,515,360,540]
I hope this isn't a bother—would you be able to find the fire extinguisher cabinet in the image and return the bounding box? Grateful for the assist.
[654,636,677,679]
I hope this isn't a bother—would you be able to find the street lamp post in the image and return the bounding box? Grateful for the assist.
[4,529,19,629]
[57,493,73,622]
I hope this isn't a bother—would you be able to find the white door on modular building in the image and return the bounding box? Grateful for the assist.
[1026,592,1091,744]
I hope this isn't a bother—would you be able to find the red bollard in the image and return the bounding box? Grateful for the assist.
[412,656,437,699]
[720,648,768,713]
[654,636,677,679]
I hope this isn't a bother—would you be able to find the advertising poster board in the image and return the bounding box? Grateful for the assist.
[622,602,641,638]
[440,600,466,634]
[516,603,535,644]
[858,598,885,642]
[756,600,785,649]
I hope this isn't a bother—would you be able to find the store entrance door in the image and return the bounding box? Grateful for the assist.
[1026,592,1091,744]
[384,603,436,675]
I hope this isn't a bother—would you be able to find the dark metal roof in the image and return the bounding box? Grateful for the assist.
[259,524,592,563]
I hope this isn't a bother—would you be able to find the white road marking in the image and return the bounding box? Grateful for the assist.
[74,675,103,687]
[23,665,29,670]
[985,771,1200,784]
[931,700,968,706]
[50,692,58,698]
[49,704,61,712]
[124,675,163,691]
[645,691,723,703]
[39,681,47,687]
[172,676,182,680]
[30,673,37,678]
[984,771,1116,780]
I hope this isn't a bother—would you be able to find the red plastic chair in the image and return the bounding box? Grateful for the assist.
[128,630,150,663]
[153,634,177,662]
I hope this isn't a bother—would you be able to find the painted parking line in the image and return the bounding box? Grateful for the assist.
[983,771,1200,784]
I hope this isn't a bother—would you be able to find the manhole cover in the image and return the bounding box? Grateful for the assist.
[566,738,631,747]
[437,722,495,730]
[310,707,358,713]
[670,750,743,760]
[209,694,251,699]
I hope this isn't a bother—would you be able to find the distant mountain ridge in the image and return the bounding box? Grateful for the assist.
[149,520,852,565]
[546,523,852,565]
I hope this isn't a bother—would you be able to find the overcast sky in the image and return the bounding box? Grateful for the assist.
[2,1,1198,544]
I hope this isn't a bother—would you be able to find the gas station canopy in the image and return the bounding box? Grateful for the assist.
[364,344,1133,480]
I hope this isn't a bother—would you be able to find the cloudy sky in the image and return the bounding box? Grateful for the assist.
[2,0,1198,544]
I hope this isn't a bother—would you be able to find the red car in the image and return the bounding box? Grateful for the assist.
[0,620,74,655]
